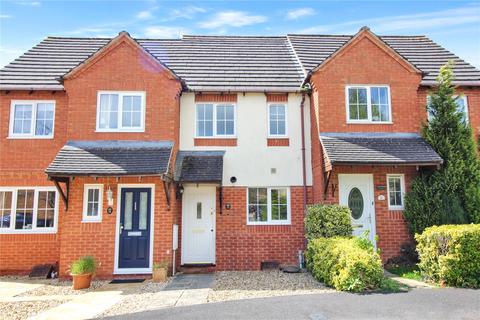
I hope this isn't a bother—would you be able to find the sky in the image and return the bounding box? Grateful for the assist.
[0,0,479,68]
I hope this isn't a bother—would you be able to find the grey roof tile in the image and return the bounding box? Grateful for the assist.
[174,151,224,183]
[46,140,173,176]
[320,132,443,165]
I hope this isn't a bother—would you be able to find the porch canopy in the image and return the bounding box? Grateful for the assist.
[174,151,225,183]
[320,132,443,168]
[45,140,173,209]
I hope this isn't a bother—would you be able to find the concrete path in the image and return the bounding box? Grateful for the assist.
[160,274,214,308]
[384,270,435,289]
[29,282,143,320]
[0,280,44,298]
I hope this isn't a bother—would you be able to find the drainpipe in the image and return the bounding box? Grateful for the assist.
[299,84,311,214]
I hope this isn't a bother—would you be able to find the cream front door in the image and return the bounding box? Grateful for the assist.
[181,185,216,264]
[338,174,376,244]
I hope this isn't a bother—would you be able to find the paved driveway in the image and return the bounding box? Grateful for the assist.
[106,287,480,320]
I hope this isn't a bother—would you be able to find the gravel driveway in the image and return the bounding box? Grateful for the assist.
[208,270,332,302]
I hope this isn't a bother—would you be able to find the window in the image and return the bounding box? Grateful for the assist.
[269,104,287,136]
[247,187,290,224]
[9,101,55,138]
[0,187,58,233]
[346,86,391,123]
[387,175,405,210]
[427,95,469,123]
[82,185,103,222]
[97,91,145,131]
[196,103,235,137]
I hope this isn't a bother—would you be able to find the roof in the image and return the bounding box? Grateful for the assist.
[174,151,224,183]
[320,132,443,166]
[45,140,173,176]
[287,34,480,86]
[1,29,479,91]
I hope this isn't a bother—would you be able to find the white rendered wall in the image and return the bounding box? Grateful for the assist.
[179,92,312,187]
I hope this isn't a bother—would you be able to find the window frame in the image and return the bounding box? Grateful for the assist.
[267,103,288,137]
[9,100,56,139]
[427,95,469,123]
[82,184,103,222]
[386,174,405,210]
[345,85,392,124]
[246,187,291,225]
[0,187,58,234]
[194,103,237,138]
[96,91,146,132]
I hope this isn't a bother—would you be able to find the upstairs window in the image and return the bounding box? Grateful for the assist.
[97,91,145,132]
[9,101,55,138]
[427,95,469,123]
[268,104,287,136]
[346,86,391,123]
[196,103,235,137]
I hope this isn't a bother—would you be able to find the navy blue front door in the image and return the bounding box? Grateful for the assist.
[119,188,151,269]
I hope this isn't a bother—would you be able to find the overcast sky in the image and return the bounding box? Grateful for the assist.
[1,0,479,68]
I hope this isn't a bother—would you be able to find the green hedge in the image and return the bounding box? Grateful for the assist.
[305,204,353,240]
[306,237,383,292]
[415,224,480,288]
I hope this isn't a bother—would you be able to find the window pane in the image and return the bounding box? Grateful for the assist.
[86,188,99,217]
[389,177,403,207]
[99,94,119,129]
[15,189,34,229]
[139,192,148,230]
[196,104,214,136]
[13,104,33,134]
[35,103,54,136]
[455,97,468,123]
[124,192,133,230]
[217,120,225,135]
[358,104,368,120]
[248,188,268,222]
[122,95,142,128]
[196,202,202,219]
[36,191,56,228]
[0,191,12,228]
[269,104,286,135]
[216,105,234,136]
[348,88,368,120]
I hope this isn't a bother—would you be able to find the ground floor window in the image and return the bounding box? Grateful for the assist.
[247,187,290,225]
[0,187,58,233]
[82,184,103,222]
[387,175,405,210]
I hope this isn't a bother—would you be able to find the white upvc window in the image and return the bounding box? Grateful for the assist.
[0,187,58,234]
[427,95,469,123]
[268,103,287,136]
[82,184,103,222]
[346,85,392,123]
[195,103,236,137]
[9,100,55,138]
[247,187,291,225]
[96,91,145,132]
[387,174,405,210]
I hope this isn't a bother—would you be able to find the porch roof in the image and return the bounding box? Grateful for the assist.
[320,132,443,166]
[174,151,225,183]
[45,140,173,177]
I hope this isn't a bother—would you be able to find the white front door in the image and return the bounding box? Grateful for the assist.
[181,185,216,264]
[338,174,376,244]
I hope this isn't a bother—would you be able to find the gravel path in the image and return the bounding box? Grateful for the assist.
[17,280,107,296]
[99,279,171,318]
[208,270,333,302]
[0,300,64,320]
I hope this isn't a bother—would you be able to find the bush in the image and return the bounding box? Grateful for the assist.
[305,237,383,292]
[305,204,353,240]
[70,256,97,275]
[415,224,480,288]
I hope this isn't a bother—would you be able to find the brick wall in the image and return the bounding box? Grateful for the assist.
[215,186,308,270]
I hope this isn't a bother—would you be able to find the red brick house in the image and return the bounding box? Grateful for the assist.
[0,27,478,277]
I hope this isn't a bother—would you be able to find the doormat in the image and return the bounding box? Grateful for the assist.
[110,279,145,284]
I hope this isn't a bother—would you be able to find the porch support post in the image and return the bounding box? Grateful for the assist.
[323,170,332,200]
[49,176,70,211]
[161,173,174,210]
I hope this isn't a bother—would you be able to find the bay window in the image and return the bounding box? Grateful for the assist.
[9,101,55,138]
[346,86,391,123]
[0,187,58,233]
[247,187,290,224]
[196,103,235,137]
[97,91,145,131]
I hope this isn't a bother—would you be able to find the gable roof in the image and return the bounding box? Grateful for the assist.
[1,29,479,91]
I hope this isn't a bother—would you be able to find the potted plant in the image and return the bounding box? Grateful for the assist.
[152,260,169,282]
[70,256,97,290]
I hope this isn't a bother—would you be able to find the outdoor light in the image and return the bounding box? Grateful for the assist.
[107,186,113,206]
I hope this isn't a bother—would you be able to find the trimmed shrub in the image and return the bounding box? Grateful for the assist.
[305,204,353,240]
[306,237,383,292]
[415,224,480,288]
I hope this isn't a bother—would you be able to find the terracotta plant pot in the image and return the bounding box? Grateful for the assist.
[72,273,93,290]
[152,268,167,282]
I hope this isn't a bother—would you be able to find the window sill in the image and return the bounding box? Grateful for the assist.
[346,121,393,125]
[7,136,54,140]
[267,138,290,147]
[0,229,57,235]
[246,222,291,226]
[194,138,237,147]
[388,207,404,211]
[95,129,145,133]
[81,219,102,223]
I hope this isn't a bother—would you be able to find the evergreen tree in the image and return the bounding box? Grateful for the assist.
[404,62,480,235]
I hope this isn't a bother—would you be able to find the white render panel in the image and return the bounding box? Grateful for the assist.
[179,92,312,187]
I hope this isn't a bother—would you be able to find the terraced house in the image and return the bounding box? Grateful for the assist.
[0,27,479,277]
